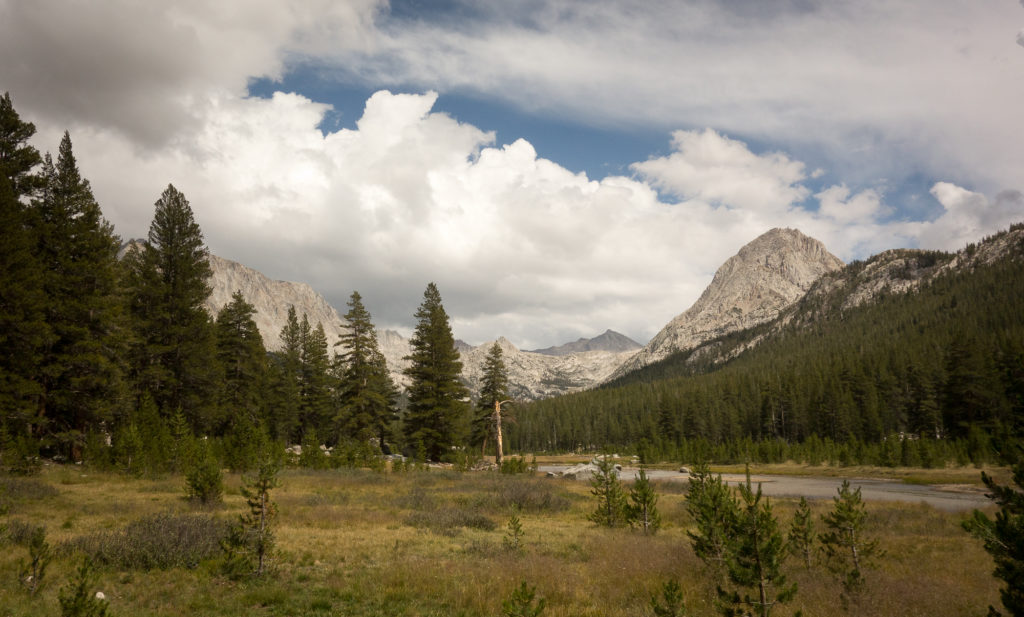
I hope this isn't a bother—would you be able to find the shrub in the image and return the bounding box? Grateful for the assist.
[491,477,571,513]
[65,513,228,570]
[404,508,496,535]
[58,557,109,617]
[185,440,223,505]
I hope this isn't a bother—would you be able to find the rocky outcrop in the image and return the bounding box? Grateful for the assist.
[529,330,642,356]
[205,254,346,351]
[461,337,634,401]
[611,228,844,379]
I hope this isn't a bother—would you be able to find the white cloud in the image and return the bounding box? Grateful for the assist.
[816,185,886,224]
[631,129,809,213]
[913,183,1024,250]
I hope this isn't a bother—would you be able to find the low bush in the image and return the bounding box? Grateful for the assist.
[404,508,496,535]
[490,477,572,513]
[65,512,228,570]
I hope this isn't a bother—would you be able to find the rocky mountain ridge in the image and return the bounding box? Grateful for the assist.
[529,330,642,356]
[610,227,845,379]
[203,254,634,400]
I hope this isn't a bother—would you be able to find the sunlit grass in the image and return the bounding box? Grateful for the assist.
[0,464,1003,616]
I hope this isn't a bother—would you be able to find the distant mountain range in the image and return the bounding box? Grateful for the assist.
[204,224,1014,402]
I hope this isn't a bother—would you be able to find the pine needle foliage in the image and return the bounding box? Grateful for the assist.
[588,457,628,528]
[963,458,1024,617]
[651,580,688,617]
[502,581,546,617]
[58,557,109,617]
[718,470,796,617]
[627,466,661,534]
[820,480,878,594]
[787,497,815,568]
[18,525,51,596]
[686,462,740,576]
[223,451,281,577]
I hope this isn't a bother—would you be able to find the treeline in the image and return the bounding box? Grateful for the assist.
[510,229,1024,465]
[0,92,480,472]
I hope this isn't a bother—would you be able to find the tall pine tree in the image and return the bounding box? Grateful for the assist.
[32,133,124,458]
[266,305,303,442]
[298,317,335,441]
[474,341,511,463]
[215,291,267,429]
[124,184,217,431]
[403,283,469,461]
[0,94,48,439]
[335,291,397,449]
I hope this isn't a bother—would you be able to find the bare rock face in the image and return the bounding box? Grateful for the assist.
[205,254,346,351]
[529,330,642,356]
[612,228,843,378]
[461,337,636,401]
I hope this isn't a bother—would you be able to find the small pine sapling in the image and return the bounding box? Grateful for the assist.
[502,581,546,617]
[58,557,109,617]
[820,480,879,595]
[185,438,222,505]
[963,459,1024,617]
[627,466,662,534]
[788,497,815,568]
[223,452,281,577]
[686,462,739,577]
[718,471,796,617]
[651,580,688,617]
[588,456,628,528]
[18,525,51,596]
[503,508,525,552]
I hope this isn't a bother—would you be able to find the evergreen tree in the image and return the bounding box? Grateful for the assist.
[686,462,740,576]
[224,448,281,577]
[963,459,1024,617]
[403,283,469,460]
[58,557,109,617]
[215,291,267,433]
[820,480,878,594]
[299,317,335,440]
[32,133,124,458]
[266,306,302,442]
[124,184,217,430]
[0,92,43,198]
[335,291,397,448]
[588,456,628,527]
[787,497,815,568]
[474,341,511,463]
[627,466,662,534]
[719,472,796,617]
[0,171,48,438]
[0,94,47,431]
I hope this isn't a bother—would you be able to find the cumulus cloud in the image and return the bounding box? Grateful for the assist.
[914,184,1024,250]
[815,185,887,224]
[631,129,809,213]
[0,0,382,146]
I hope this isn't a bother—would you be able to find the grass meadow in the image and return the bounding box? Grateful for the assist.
[0,461,1003,616]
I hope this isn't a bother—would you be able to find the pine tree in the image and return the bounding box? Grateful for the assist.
[299,318,335,440]
[963,459,1024,617]
[403,283,469,461]
[58,557,109,617]
[686,462,740,577]
[788,497,815,568]
[224,448,281,576]
[32,133,124,458]
[588,456,628,527]
[0,92,43,198]
[719,471,796,617]
[124,184,217,430]
[0,171,48,438]
[627,466,662,534]
[267,306,302,442]
[820,479,878,594]
[215,291,267,434]
[475,341,511,464]
[335,291,397,448]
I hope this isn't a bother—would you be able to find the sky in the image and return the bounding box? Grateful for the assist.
[2,0,1023,349]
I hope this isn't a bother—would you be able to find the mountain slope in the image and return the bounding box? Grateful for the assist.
[511,224,1024,453]
[205,254,346,351]
[611,227,843,379]
[530,330,642,356]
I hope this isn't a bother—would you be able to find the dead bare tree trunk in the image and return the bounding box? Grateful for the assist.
[493,399,512,466]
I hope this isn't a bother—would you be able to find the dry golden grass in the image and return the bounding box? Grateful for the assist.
[0,464,1003,616]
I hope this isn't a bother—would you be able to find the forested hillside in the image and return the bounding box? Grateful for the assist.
[509,227,1024,465]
